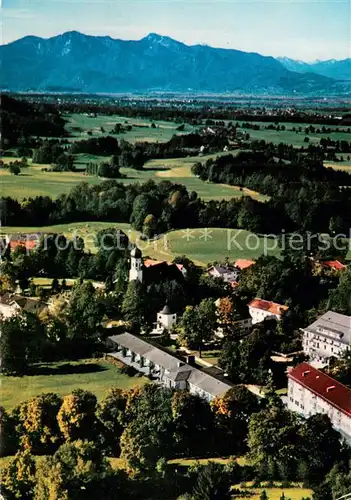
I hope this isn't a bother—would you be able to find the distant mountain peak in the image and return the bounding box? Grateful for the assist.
[142,32,183,48]
[0,31,348,94]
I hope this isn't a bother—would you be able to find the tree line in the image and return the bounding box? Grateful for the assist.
[1,381,350,499]
[192,152,351,234]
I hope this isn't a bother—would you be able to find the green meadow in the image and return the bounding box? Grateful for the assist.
[1,150,267,202]
[64,112,196,143]
[0,358,147,411]
[1,223,281,266]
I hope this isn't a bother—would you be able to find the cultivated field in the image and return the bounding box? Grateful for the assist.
[0,358,147,410]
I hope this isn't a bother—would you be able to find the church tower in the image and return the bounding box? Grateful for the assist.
[129,246,143,282]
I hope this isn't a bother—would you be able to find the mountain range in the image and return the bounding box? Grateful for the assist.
[278,57,351,82]
[0,31,350,95]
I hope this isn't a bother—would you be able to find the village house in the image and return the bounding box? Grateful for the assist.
[207,264,240,284]
[301,311,350,363]
[0,293,47,318]
[322,260,347,272]
[107,333,232,401]
[234,259,255,271]
[287,362,351,445]
[248,298,288,324]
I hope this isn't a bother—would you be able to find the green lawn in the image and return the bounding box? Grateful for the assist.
[232,483,312,500]
[1,150,267,202]
[160,227,281,265]
[0,162,102,199]
[1,224,282,266]
[65,113,196,143]
[0,358,147,410]
[238,120,351,147]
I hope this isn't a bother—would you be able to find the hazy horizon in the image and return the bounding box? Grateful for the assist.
[2,0,350,62]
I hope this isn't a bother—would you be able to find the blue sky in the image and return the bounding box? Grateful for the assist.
[2,0,350,61]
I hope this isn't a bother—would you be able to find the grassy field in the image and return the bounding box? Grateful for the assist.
[1,150,267,202]
[0,162,102,198]
[238,120,351,147]
[65,113,196,143]
[232,483,312,500]
[1,223,282,265]
[0,358,147,410]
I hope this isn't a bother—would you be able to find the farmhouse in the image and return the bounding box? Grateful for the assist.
[107,333,232,401]
[287,362,351,444]
[301,310,350,363]
[0,293,47,318]
[0,233,40,253]
[234,259,255,270]
[322,260,347,272]
[207,264,240,284]
[248,298,288,324]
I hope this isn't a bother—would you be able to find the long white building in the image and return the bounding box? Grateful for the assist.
[107,333,232,402]
[288,362,351,444]
[301,311,350,362]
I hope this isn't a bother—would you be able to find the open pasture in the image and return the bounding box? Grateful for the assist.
[0,358,147,411]
[1,223,282,266]
[65,112,196,143]
[1,151,267,202]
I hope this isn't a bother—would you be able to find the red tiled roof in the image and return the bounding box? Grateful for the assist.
[288,362,351,418]
[143,259,165,268]
[323,260,347,271]
[235,259,255,270]
[144,259,185,272]
[248,298,288,316]
[9,240,37,250]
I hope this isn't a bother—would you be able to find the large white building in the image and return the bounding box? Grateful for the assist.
[287,362,351,444]
[107,333,232,402]
[301,311,351,362]
[248,298,288,325]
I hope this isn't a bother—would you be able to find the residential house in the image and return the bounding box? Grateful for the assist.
[301,311,350,363]
[287,362,351,444]
[234,259,255,271]
[322,260,347,272]
[207,264,240,284]
[107,333,232,401]
[0,293,47,318]
[248,298,288,325]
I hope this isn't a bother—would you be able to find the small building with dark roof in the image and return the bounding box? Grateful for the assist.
[156,304,177,331]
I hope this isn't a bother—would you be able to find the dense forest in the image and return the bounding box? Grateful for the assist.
[192,152,351,233]
[1,95,66,149]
